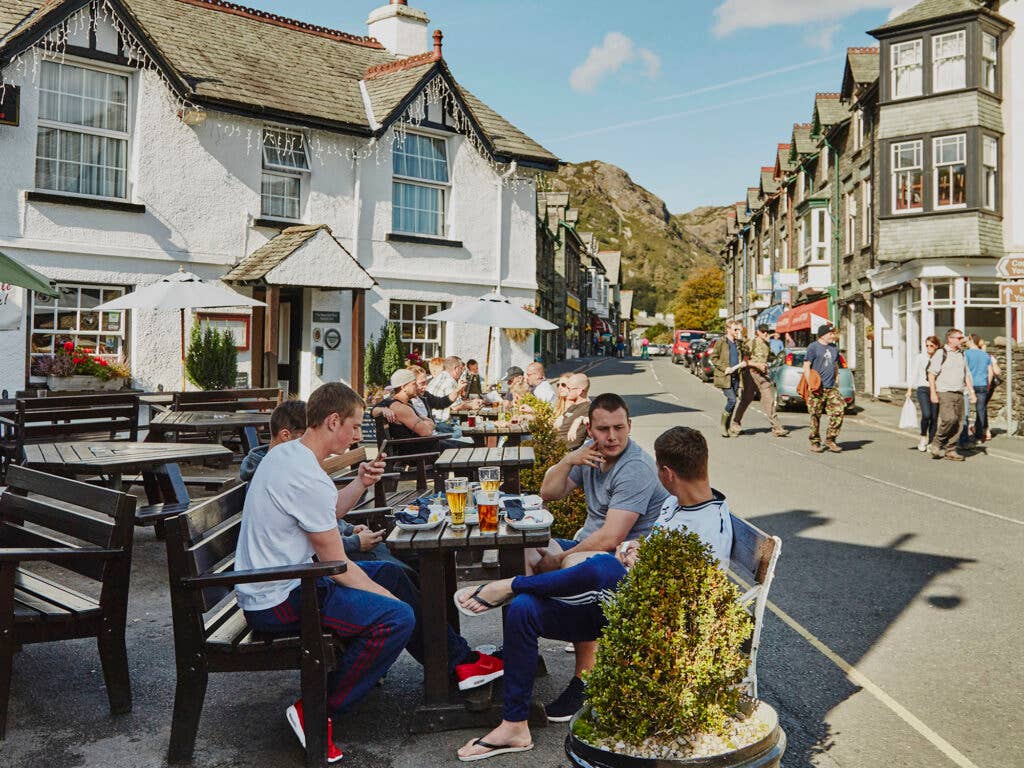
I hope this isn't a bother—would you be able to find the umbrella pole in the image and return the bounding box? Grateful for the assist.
[180,308,186,391]
[484,326,493,388]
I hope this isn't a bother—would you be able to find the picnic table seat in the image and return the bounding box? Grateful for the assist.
[171,387,281,413]
[161,482,348,767]
[0,466,137,738]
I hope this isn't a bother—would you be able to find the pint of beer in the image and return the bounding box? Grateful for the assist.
[446,477,469,530]
[479,466,501,493]
[476,490,499,533]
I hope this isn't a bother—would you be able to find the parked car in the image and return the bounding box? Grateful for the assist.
[685,339,710,372]
[768,348,856,412]
[671,329,707,364]
[648,343,669,356]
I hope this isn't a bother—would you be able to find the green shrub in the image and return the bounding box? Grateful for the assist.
[519,395,588,539]
[364,332,381,387]
[584,528,752,745]
[381,322,404,381]
[185,323,238,390]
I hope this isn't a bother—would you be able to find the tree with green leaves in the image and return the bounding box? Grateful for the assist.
[671,266,726,333]
[381,322,404,381]
[364,332,381,387]
[185,323,238,390]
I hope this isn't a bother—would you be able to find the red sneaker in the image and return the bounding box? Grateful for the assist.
[285,699,344,763]
[455,651,504,691]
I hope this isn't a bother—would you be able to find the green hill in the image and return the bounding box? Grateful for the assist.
[543,160,730,313]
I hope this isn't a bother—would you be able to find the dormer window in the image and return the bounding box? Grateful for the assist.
[35,61,129,200]
[891,39,923,99]
[982,33,998,91]
[932,30,966,92]
[392,132,449,237]
[261,127,308,221]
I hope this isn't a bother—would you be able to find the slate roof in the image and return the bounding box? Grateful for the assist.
[814,93,848,129]
[760,167,779,196]
[776,143,796,174]
[791,124,816,157]
[847,47,880,84]
[223,224,374,286]
[746,187,761,212]
[0,0,557,167]
[596,251,621,284]
[872,0,1000,34]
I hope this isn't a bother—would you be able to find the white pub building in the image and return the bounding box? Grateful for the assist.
[0,0,557,397]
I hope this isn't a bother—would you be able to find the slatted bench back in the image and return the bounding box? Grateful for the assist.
[172,388,280,413]
[15,393,139,444]
[1,465,135,616]
[360,410,377,447]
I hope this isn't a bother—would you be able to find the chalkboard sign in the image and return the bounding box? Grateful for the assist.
[312,311,340,323]
[0,85,19,126]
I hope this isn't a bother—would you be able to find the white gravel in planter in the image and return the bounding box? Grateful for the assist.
[588,714,772,760]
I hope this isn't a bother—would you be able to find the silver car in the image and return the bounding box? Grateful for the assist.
[768,347,857,412]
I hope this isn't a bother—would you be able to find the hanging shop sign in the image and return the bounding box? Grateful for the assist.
[995,256,1024,279]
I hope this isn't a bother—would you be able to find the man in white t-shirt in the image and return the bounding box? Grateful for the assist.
[236,383,501,762]
[526,362,557,406]
[454,426,734,761]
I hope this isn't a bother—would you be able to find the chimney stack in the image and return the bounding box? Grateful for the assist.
[432,29,443,60]
[367,0,429,57]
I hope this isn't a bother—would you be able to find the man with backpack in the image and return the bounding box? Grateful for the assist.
[928,328,976,461]
[730,324,788,437]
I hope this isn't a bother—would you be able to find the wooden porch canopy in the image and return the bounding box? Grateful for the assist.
[223,224,376,393]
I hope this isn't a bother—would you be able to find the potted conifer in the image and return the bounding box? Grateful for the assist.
[566,528,786,767]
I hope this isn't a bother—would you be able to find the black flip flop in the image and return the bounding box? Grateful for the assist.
[458,738,534,762]
[453,585,509,618]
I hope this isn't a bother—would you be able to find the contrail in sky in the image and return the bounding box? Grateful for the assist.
[549,83,819,143]
[653,54,843,102]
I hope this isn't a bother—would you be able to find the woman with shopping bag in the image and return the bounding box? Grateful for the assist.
[906,336,941,450]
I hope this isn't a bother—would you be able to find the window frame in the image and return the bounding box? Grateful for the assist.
[845,189,857,255]
[891,39,923,100]
[982,134,998,212]
[891,139,924,214]
[391,131,451,238]
[34,59,132,202]
[982,31,998,93]
[862,178,873,244]
[931,29,967,93]
[932,133,967,210]
[261,126,309,222]
[388,300,446,359]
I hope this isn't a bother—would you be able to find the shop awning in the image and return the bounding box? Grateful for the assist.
[775,298,830,334]
[755,303,787,330]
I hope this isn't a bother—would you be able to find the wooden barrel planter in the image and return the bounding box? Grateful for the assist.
[565,702,786,768]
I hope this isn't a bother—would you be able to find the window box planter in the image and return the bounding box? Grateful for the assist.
[47,375,127,392]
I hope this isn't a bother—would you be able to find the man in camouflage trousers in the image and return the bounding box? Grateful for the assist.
[730,324,788,437]
[803,323,845,453]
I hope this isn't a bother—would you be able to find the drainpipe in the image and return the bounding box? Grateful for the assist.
[821,135,841,325]
[488,161,517,382]
[741,225,750,328]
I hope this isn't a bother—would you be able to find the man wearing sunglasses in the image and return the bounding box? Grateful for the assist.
[928,328,976,461]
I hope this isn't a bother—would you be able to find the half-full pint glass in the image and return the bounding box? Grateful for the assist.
[476,490,499,533]
[446,477,469,530]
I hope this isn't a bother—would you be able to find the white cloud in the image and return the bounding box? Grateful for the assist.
[712,0,898,37]
[569,32,661,93]
[804,23,841,51]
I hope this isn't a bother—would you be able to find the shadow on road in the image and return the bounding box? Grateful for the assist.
[750,508,974,766]
[623,393,699,417]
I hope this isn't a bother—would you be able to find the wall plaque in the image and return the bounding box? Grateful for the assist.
[312,311,340,324]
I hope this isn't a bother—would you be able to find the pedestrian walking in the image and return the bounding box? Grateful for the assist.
[640,337,650,359]
[928,328,976,461]
[803,323,845,453]
[960,334,993,447]
[985,341,1002,441]
[730,323,788,437]
[711,320,747,437]
[908,336,941,451]
[768,331,784,358]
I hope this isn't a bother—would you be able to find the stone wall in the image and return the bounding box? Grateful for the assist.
[987,339,1024,435]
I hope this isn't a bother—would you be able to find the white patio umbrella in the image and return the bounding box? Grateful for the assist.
[424,291,557,385]
[94,268,265,389]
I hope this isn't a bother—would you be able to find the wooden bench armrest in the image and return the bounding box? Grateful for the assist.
[382,451,439,463]
[135,502,192,526]
[180,560,347,589]
[344,506,393,519]
[0,546,122,564]
[0,416,16,428]
[381,437,441,450]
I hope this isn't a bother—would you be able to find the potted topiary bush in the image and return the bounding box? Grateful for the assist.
[566,528,786,767]
[185,324,238,390]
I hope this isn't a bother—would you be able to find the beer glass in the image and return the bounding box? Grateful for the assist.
[476,490,499,533]
[446,477,469,531]
[479,466,501,493]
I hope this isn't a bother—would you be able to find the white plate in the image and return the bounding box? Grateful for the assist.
[395,517,445,532]
[505,508,553,531]
[499,494,543,511]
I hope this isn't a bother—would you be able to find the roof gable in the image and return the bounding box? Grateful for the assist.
[841,47,880,99]
[760,166,779,196]
[789,123,816,162]
[596,251,621,283]
[812,92,848,134]
[871,0,998,35]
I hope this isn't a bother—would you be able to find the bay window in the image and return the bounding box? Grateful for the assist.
[932,30,966,92]
[261,127,308,221]
[892,140,923,213]
[933,134,966,209]
[35,60,129,199]
[800,209,829,265]
[983,136,998,211]
[891,39,922,99]
[392,132,449,237]
[982,33,998,92]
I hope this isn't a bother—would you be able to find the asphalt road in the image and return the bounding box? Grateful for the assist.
[3,356,1021,768]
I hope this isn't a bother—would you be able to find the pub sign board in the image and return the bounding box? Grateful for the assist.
[0,85,19,126]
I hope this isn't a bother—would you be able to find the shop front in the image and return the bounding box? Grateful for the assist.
[565,294,581,359]
[774,298,830,347]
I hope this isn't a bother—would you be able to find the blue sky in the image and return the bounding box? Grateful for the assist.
[254,1,913,213]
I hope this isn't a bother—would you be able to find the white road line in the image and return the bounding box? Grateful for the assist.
[731,571,983,768]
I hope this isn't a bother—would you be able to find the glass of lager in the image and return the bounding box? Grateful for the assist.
[446,477,469,531]
[479,466,501,493]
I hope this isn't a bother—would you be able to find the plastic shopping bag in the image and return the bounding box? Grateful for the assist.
[899,398,918,430]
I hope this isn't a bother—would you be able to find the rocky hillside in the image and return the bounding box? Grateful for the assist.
[544,160,730,313]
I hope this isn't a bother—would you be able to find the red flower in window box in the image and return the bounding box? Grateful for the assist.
[96,358,108,367]
[63,341,74,352]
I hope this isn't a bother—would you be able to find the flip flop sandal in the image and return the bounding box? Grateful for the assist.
[458,739,534,762]
[453,585,510,618]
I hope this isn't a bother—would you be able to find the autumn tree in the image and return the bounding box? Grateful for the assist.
[671,266,725,332]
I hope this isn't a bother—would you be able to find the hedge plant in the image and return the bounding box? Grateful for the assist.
[185,323,238,390]
[381,322,404,381]
[519,395,587,539]
[582,528,753,745]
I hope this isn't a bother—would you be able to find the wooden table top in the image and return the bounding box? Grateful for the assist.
[433,446,535,472]
[387,519,550,552]
[459,421,531,437]
[149,410,271,431]
[23,441,232,471]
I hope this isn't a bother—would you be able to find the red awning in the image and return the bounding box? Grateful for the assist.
[775,298,830,334]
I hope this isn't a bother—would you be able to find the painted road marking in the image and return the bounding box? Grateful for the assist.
[729,570,983,768]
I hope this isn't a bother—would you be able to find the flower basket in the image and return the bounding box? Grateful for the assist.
[47,375,125,392]
[504,328,533,343]
[35,341,132,392]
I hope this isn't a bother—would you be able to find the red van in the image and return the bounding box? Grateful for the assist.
[671,330,707,364]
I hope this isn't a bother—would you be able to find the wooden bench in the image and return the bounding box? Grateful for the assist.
[0,393,140,483]
[161,483,348,767]
[171,388,281,413]
[727,513,782,699]
[0,466,137,738]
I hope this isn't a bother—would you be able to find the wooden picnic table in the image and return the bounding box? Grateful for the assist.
[147,409,270,453]
[432,446,535,494]
[459,420,531,447]
[22,440,233,517]
[387,518,550,732]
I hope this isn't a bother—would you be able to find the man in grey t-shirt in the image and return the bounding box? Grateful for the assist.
[928,327,976,460]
